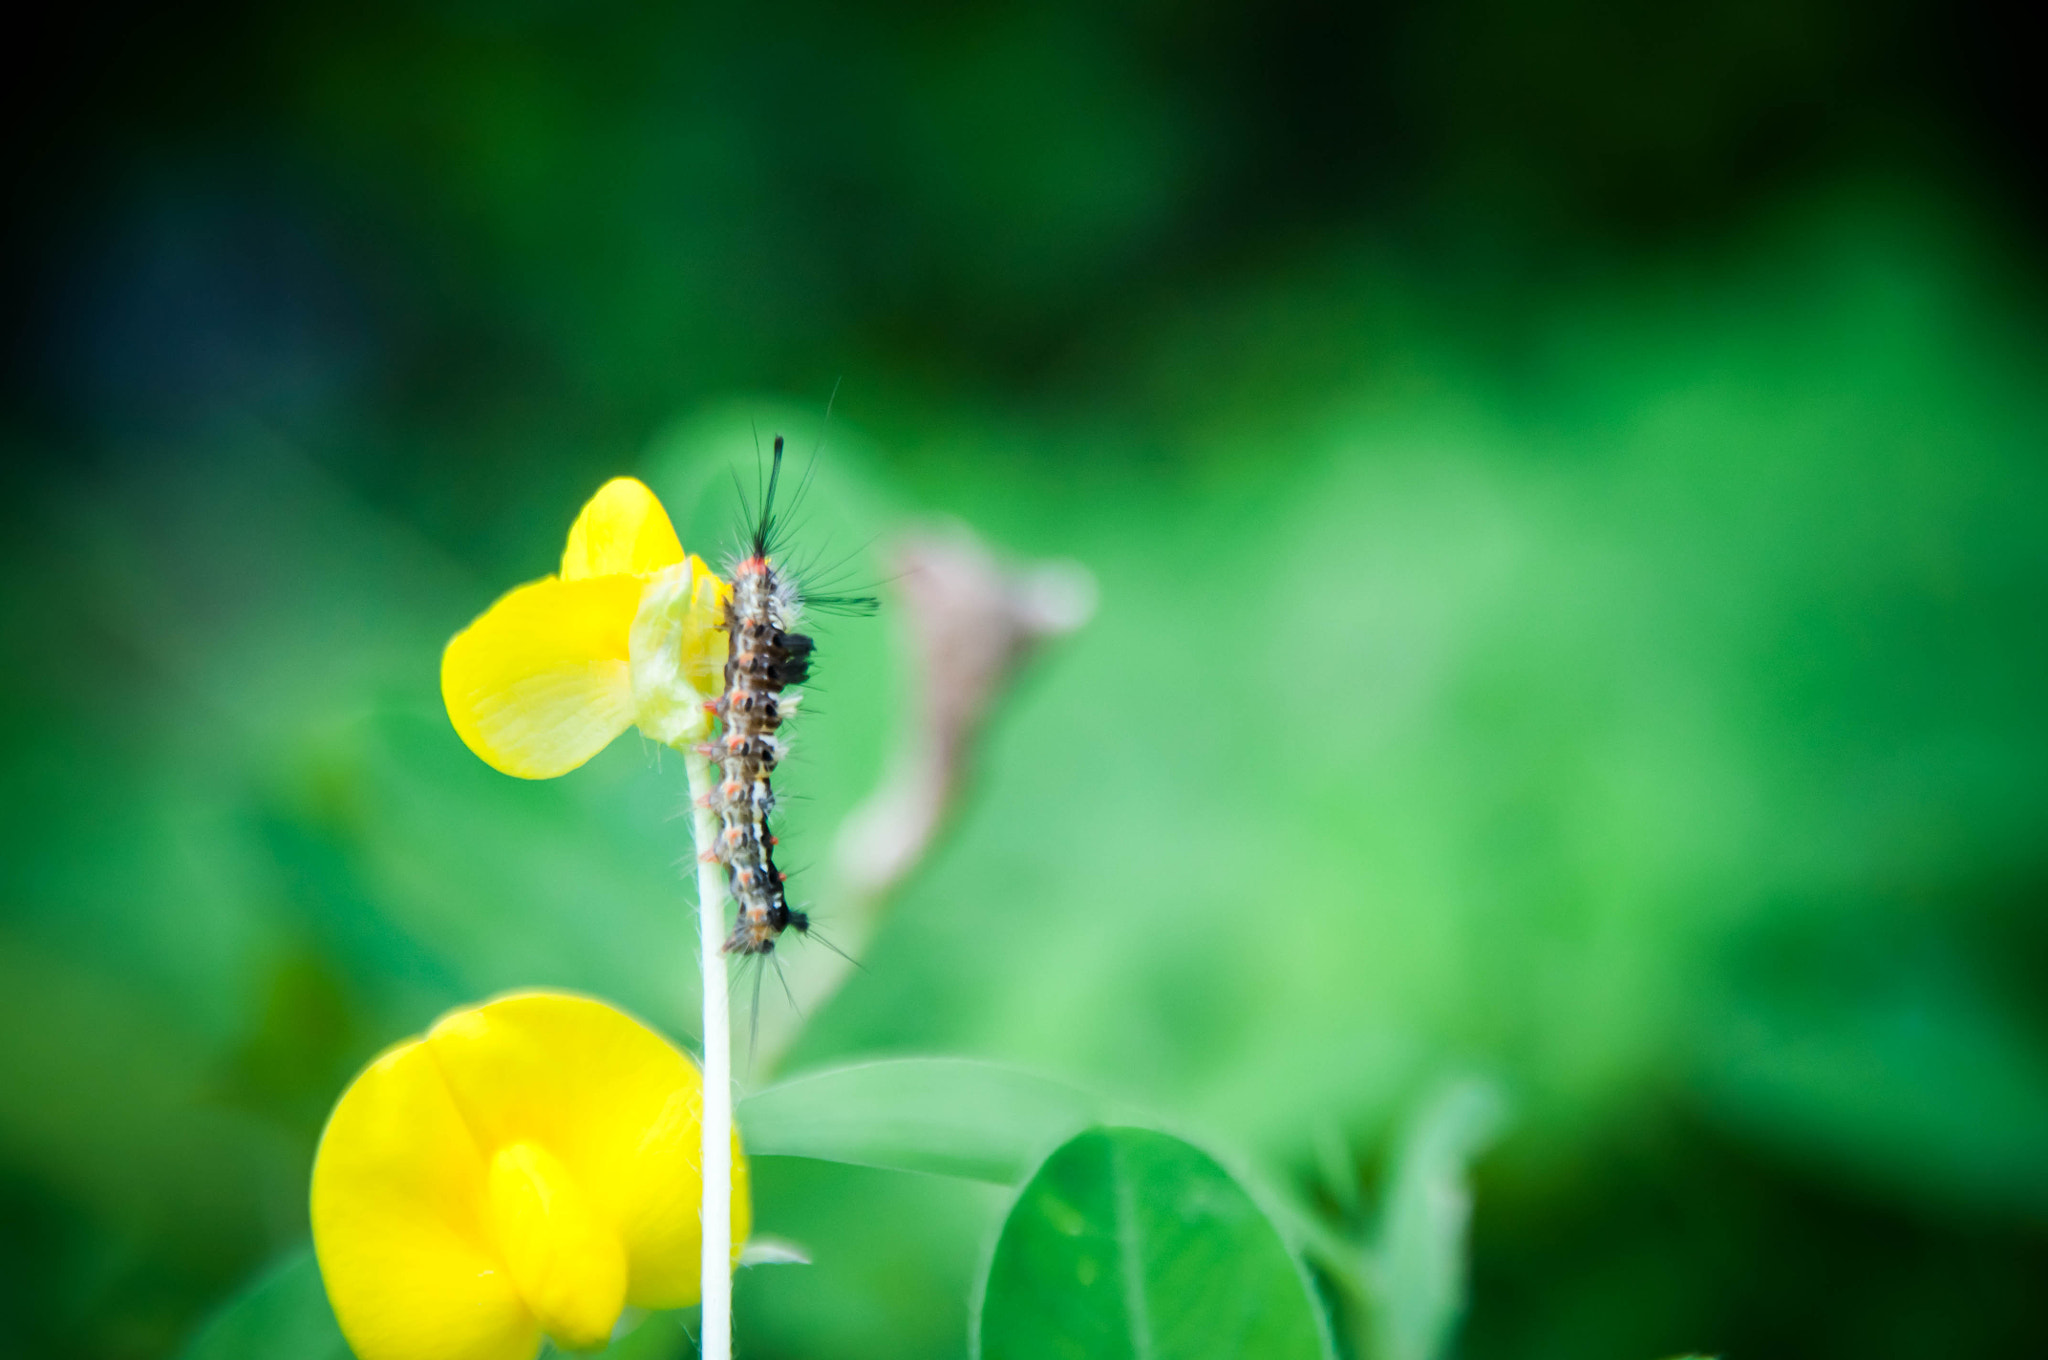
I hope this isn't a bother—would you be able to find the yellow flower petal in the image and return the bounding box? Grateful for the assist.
[441,575,646,779]
[310,1039,539,1360]
[425,992,751,1310]
[561,477,686,581]
[312,993,750,1360]
[486,1142,626,1350]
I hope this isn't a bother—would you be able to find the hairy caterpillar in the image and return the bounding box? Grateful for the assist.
[700,434,868,962]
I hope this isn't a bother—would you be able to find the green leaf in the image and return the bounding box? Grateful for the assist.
[180,1245,349,1360]
[977,1126,1330,1360]
[1369,1080,1507,1360]
[739,1058,1104,1182]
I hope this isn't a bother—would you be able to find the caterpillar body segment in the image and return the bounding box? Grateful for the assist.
[705,436,814,957]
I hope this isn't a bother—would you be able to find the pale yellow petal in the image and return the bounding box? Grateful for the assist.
[441,576,645,779]
[681,555,734,699]
[425,991,752,1309]
[560,478,686,581]
[311,1040,539,1360]
[486,1143,627,1351]
[628,556,734,749]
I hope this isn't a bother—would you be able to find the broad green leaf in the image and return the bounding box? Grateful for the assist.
[180,1245,349,1360]
[739,1058,1103,1182]
[977,1126,1329,1360]
[1370,1080,1507,1360]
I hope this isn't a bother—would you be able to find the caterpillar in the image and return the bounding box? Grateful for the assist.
[700,433,862,960]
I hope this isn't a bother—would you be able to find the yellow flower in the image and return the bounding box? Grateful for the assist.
[442,477,729,778]
[311,991,751,1360]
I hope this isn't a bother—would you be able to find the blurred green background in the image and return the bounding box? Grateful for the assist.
[4,2,2046,1357]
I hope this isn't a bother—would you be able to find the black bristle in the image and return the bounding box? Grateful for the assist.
[752,434,786,559]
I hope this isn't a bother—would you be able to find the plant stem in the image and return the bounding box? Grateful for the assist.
[684,750,732,1360]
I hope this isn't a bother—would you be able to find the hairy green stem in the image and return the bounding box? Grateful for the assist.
[684,750,732,1360]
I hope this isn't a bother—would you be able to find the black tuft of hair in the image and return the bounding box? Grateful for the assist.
[803,591,882,616]
[751,434,786,559]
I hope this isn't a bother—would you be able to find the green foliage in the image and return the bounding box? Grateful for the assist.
[6,2,2048,1357]
[8,204,2048,1356]
[179,1248,347,1360]
[978,1127,1329,1360]
[738,1063,1344,1357]
[738,1064,1507,1360]
[1364,1083,1507,1360]
[738,1058,1105,1183]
